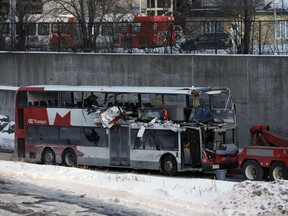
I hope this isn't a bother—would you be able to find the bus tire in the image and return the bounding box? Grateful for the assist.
[269,161,288,181]
[161,155,177,176]
[242,160,264,181]
[42,148,55,165]
[63,149,77,167]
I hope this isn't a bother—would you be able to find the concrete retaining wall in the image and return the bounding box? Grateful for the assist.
[0,52,287,146]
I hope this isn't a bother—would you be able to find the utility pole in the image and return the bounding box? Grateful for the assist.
[273,0,277,49]
[9,0,16,45]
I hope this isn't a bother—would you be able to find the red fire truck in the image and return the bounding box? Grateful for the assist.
[1,14,75,50]
[113,15,176,50]
[238,125,288,181]
[49,15,75,50]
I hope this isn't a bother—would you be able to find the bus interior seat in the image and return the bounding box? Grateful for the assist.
[33,101,39,106]
[62,102,71,107]
[76,101,82,108]
[143,102,153,107]
[184,108,193,121]
[129,102,137,111]
[116,102,124,107]
[47,100,52,106]
[107,102,113,107]
[54,100,58,106]
[124,102,130,110]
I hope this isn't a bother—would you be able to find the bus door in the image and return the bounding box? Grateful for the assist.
[181,128,202,169]
[109,125,130,166]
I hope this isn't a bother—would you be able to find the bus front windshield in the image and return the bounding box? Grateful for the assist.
[189,91,235,124]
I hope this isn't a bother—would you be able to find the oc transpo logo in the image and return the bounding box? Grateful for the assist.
[27,118,47,125]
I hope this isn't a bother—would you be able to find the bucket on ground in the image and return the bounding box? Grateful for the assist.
[215,169,227,180]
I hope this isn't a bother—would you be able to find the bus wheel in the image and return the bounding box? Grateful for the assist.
[63,149,77,167]
[161,155,177,176]
[42,148,55,165]
[242,160,264,181]
[269,162,288,181]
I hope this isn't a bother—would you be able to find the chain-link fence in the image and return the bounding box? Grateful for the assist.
[0,20,287,55]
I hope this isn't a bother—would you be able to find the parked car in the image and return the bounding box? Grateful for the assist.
[0,114,9,131]
[174,25,184,40]
[180,33,233,51]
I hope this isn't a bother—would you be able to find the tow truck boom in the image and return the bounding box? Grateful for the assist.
[250,124,288,147]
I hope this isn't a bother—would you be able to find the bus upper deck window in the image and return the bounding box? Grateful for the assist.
[17,91,28,106]
[131,23,141,33]
[38,23,49,35]
[52,23,62,33]
[27,23,36,35]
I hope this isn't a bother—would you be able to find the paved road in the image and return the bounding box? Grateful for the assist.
[0,176,159,216]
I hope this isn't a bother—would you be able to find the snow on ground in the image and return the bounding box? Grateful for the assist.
[0,121,14,152]
[0,160,287,216]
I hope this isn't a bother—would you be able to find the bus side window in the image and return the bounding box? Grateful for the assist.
[82,127,100,146]
[27,23,36,35]
[38,23,50,35]
[61,92,73,107]
[17,91,28,106]
[40,101,46,106]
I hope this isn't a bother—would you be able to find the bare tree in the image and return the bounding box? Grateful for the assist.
[12,0,45,50]
[47,0,130,51]
[214,0,262,54]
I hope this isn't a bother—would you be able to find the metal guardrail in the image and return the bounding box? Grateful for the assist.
[0,20,287,55]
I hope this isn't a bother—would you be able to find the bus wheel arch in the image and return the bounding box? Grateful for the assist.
[242,160,264,181]
[62,148,77,167]
[160,154,177,176]
[42,148,56,165]
[269,161,288,181]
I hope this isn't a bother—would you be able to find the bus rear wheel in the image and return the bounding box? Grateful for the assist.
[63,149,77,167]
[269,162,288,181]
[42,148,55,165]
[242,160,264,181]
[161,155,177,176]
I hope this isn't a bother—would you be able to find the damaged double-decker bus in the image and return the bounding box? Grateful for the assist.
[15,85,238,176]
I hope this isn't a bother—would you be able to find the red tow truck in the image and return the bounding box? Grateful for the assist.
[238,124,288,181]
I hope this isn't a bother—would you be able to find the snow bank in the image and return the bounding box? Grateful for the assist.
[0,160,287,216]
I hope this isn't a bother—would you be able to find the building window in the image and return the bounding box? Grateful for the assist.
[275,21,287,39]
[203,22,221,33]
[147,0,172,15]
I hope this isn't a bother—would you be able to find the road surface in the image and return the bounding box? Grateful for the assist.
[0,176,159,216]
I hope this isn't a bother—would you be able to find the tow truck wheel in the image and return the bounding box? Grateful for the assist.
[161,155,177,176]
[269,162,288,181]
[242,160,264,181]
[63,149,77,167]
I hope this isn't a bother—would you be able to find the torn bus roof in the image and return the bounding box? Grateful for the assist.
[17,85,230,95]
